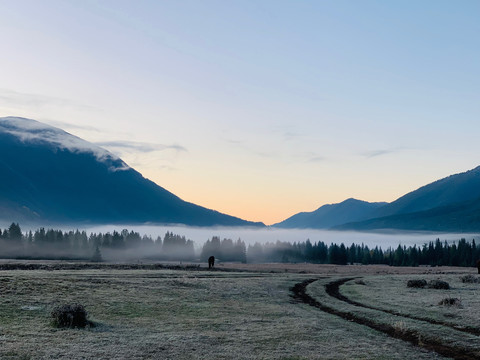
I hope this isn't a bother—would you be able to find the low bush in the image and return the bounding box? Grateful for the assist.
[438,297,461,306]
[407,279,427,288]
[428,280,450,290]
[51,304,90,328]
[461,274,479,283]
[392,320,407,334]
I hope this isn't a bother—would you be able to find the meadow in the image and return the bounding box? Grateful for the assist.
[0,262,478,359]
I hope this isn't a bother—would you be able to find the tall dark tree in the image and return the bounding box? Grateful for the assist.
[8,223,22,242]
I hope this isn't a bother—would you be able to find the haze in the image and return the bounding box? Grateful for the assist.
[15,223,478,253]
[0,1,478,225]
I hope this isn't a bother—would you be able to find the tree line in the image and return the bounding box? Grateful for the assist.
[1,223,479,267]
[246,238,480,267]
[0,223,195,261]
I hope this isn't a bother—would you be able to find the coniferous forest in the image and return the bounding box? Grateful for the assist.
[0,223,479,267]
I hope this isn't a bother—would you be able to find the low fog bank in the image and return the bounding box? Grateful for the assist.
[5,221,479,249]
[1,223,479,267]
[80,225,480,250]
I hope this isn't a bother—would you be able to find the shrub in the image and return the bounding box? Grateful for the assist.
[438,297,461,306]
[428,280,450,290]
[407,279,427,288]
[51,304,90,328]
[392,320,407,334]
[461,274,479,283]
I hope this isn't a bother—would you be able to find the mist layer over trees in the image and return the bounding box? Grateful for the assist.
[200,236,247,263]
[247,238,480,267]
[0,223,479,267]
[0,224,196,261]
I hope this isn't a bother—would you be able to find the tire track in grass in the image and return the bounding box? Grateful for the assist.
[327,278,480,337]
[291,279,480,360]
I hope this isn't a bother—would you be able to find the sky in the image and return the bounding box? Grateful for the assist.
[0,0,479,225]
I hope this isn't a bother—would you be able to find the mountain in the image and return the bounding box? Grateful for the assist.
[334,197,480,232]
[0,117,264,227]
[371,166,480,218]
[336,166,480,232]
[272,198,387,229]
[275,166,480,232]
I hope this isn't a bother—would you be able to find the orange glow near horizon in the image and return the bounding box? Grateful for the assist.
[144,161,472,226]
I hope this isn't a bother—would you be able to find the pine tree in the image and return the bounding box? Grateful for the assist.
[8,223,22,242]
[91,245,103,262]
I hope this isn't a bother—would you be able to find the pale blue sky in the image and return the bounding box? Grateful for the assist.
[0,0,479,224]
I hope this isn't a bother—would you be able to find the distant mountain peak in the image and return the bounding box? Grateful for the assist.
[273,198,387,229]
[0,116,129,172]
[340,198,364,204]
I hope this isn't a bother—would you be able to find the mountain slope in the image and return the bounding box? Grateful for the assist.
[335,166,480,232]
[372,166,480,218]
[273,198,387,229]
[0,117,263,226]
[276,166,480,232]
[335,197,480,232]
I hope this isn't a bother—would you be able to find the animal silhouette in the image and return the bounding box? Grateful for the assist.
[208,256,215,269]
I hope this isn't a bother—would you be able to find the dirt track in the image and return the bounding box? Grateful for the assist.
[291,278,480,360]
[325,277,480,336]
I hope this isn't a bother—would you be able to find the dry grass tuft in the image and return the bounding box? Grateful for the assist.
[407,279,427,288]
[51,304,90,328]
[461,275,479,283]
[438,297,461,306]
[392,320,407,334]
[428,280,450,290]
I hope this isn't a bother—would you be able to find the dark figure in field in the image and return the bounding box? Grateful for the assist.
[208,256,215,269]
[476,259,480,274]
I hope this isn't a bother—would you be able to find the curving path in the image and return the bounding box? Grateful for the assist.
[291,278,480,360]
[326,278,480,336]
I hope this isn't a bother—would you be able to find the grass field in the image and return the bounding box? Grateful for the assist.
[0,262,478,359]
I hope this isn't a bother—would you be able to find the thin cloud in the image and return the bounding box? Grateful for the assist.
[128,160,178,172]
[254,150,278,159]
[307,156,325,163]
[225,137,326,163]
[0,88,97,112]
[225,138,244,145]
[270,124,305,142]
[283,131,303,141]
[44,119,102,132]
[223,137,277,159]
[297,151,326,163]
[362,147,407,159]
[95,140,187,154]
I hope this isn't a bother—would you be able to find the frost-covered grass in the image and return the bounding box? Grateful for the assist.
[0,268,454,359]
[341,273,480,329]
[307,273,480,358]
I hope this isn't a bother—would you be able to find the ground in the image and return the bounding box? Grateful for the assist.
[0,261,478,359]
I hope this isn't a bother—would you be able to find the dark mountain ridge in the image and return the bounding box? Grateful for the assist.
[0,117,263,227]
[273,198,387,229]
[334,196,480,232]
[371,166,480,218]
[275,166,480,232]
[336,166,480,231]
